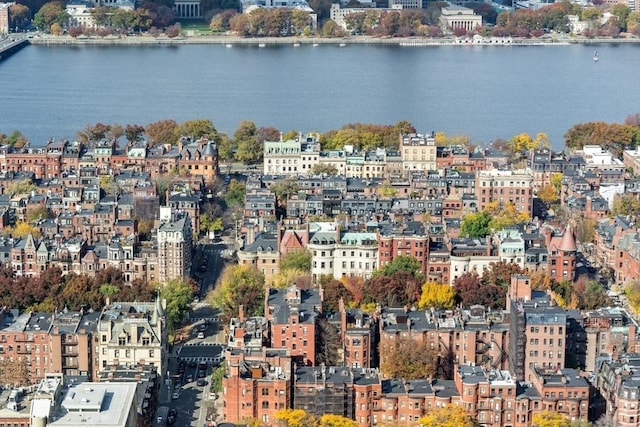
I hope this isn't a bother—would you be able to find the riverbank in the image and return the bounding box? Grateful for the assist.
[27,33,640,47]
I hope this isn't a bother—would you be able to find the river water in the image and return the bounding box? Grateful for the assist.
[1,42,639,150]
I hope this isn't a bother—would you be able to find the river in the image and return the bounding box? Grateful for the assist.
[1,42,639,150]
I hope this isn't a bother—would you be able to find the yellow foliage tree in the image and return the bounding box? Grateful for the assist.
[484,201,530,231]
[418,282,455,310]
[434,132,469,147]
[510,133,538,152]
[551,172,563,193]
[319,414,358,427]
[416,404,475,427]
[379,180,397,199]
[531,411,574,427]
[537,183,558,205]
[271,268,311,289]
[275,409,318,427]
[8,221,41,238]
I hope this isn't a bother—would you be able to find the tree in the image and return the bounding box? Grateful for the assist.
[5,180,37,196]
[612,194,640,217]
[0,130,28,148]
[417,404,476,427]
[551,172,563,193]
[8,222,41,238]
[234,120,264,164]
[210,265,265,322]
[9,4,31,31]
[280,249,312,273]
[77,122,111,144]
[275,409,318,427]
[626,280,640,312]
[418,282,455,310]
[532,411,584,427]
[34,1,68,31]
[380,337,438,379]
[175,119,216,140]
[319,414,358,427]
[364,271,423,307]
[145,119,179,145]
[538,183,558,205]
[379,180,397,199]
[453,272,506,310]
[224,179,246,207]
[0,357,31,386]
[311,163,339,176]
[200,213,223,235]
[485,201,530,231]
[372,255,423,280]
[211,365,225,393]
[124,124,145,143]
[319,276,352,312]
[460,211,492,238]
[159,278,196,332]
[316,318,341,366]
[270,178,300,205]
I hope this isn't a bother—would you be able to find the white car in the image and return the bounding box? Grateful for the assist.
[171,390,180,400]
[197,332,205,339]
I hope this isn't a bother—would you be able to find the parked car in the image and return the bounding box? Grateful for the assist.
[186,374,193,383]
[197,378,207,387]
[171,390,180,400]
[197,332,205,339]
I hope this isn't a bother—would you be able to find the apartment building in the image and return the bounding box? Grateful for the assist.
[378,221,430,274]
[265,286,321,366]
[263,134,320,176]
[400,133,437,174]
[476,169,533,215]
[156,207,192,284]
[97,299,167,379]
[597,354,640,427]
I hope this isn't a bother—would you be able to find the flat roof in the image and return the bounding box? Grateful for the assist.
[49,382,136,427]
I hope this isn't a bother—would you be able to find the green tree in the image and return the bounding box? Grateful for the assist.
[270,178,300,204]
[224,179,246,207]
[200,213,223,235]
[233,120,263,164]
[280,249,312,273]
[460,211,492,238]
[34,1,68,31]
[311,163,339,176]
[211,365,225,393]
[5,179,37,196]
[209,265,265,322]
[372,255,423,280]
[175,119,217,140]
[159,278,196,333]
[27,206,51,224]
[379,180,397,198]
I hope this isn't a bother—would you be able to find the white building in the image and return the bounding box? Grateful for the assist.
[263,133,320,176]
[400,132,437,174]
[97,299,167,379]
[307,222,378,282]
[439,4,483,33]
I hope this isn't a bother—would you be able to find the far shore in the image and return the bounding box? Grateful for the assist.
[27,33,640,47]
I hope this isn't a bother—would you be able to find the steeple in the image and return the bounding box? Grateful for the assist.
[558,225,577,253]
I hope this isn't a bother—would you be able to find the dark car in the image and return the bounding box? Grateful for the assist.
[186,374,194,383]
[189,360,197,368]
[168,409,177,417]
[197,378,207,386]
[197,370,206,378]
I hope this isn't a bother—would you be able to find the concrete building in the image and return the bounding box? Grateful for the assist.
[263,134,320,176]
[597,354,640,427]
[400,132,437,174]
[0,2,10,34]
[156,206,192,284]
[439,4,483,33]
[97,299,167,380]
[45,382,138,427]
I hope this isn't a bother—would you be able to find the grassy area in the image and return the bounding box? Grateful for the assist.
[177,20,215,35]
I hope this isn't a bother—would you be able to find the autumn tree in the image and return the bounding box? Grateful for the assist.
[537,183,558,205]
[274,409,318,427]
[380,337,438,379]
[8,221,41,238]
[0,358,31,386]
[200,213,223,236]
[379,180,397,199]
[611,194,640,217]
[145,119,179,145]
[270,178,300,205]
[626,280,640,313]
[210,265,265,322]
[484,201,530,231]
[319,414,358,427]
[460,211,492,238]
[373,255,423,280]
[175,119,216,140]
[453,271,507,310]
[9,3,31,31]
[365,272,423,307]
[531,411,589,427]
[124,124,145,143]
[34,1,69,31]
[418,282,455,310]
[5,179,37,196]
[417,404,476,427]
[320,276,352,312]
[564,121,639,157]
